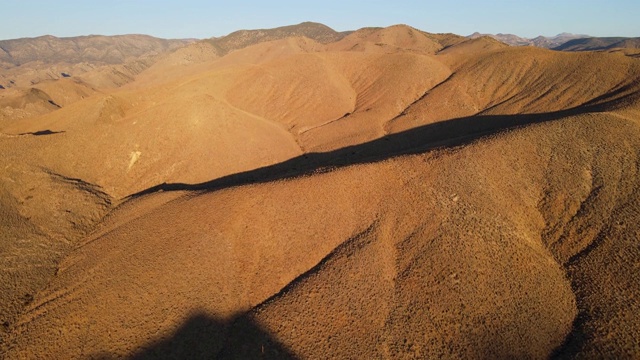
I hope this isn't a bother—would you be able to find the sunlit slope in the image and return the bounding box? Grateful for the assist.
[1,23,640,359]
[5,166,383,358]
[237,112,640,359]
[0,156,111,348]
[1,64,303,198]
[225,50,451,151]
[328,25,444,54]
[1,32,454,196]
[1,30,637,232]
[388,44,640,133]
[6,109,640,358]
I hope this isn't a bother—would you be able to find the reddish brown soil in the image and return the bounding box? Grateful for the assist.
[1,24,639,359]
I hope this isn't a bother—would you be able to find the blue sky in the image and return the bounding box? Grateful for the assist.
[1,0,638,40]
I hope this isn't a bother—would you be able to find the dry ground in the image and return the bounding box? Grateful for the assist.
[1,24,639,359]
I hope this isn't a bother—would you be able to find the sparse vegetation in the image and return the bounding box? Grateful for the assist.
[1,23,640,359]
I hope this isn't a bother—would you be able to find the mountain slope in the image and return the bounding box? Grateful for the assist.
[328,25,444,54]
[0,34,189,66]
[5,108,640,358]
[553,37,636,51]
[468,32,590,48]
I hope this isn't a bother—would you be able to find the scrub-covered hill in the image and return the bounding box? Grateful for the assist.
[1,22,640,359]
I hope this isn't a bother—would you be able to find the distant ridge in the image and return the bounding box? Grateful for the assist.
[0,34,190,66]
[468,32,590,48]
[553,36,640,51]
[205,22,350,55]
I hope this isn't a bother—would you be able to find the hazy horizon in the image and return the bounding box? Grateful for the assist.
[1,0,639,41]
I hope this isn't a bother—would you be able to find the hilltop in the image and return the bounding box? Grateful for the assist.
[205,21,350,55]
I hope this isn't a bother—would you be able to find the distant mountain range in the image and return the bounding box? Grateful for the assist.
[554,37,640,51]
[0,35,191,66]
[468,32,640,51]
[1,25,637,69]
[468,32,590,48]
[0,24,637,87]
[0,23,347,69]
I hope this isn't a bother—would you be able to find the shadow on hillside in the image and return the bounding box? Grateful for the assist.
[18,129,65,136]
[550,311,589,360]
[127,107,600,200]
[94,312,297,359]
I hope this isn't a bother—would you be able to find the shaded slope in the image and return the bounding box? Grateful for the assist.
[606,38,640,50]
[0,28,456,197]
[0,42,312,336]
[0,78,97,125]
[553,37,634,51]
[4,162,385,358]
[231,112,640,359]
[0,87,61,123]
[130,312,297,359]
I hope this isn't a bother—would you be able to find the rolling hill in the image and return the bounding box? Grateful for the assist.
[1,22,640,359]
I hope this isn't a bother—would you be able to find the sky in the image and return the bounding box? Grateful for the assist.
[1,0,639,40]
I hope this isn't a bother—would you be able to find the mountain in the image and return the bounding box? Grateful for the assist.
[609,37,640,49]
[1,23,640,359]
[468,32,590,48]
[531,32,592,48]
[469,31,531,46]
[0,34,190,66]
[205,21,350,55]
[554,36,640,51]
[469,32,640,52]
[0,34,193,98]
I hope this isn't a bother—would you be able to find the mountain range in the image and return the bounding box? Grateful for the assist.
[468,31,640,51]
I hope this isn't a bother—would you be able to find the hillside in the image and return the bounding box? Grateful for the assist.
[1,23,640,359]
[0,35,192,89]
[606,37,640,50]
[0,23,351,123]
